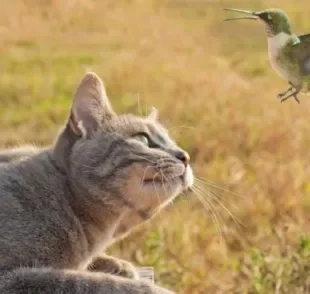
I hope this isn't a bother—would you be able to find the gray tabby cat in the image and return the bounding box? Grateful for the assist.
[0,72,193,293]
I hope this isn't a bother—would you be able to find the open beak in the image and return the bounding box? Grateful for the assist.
[224,8,259,21]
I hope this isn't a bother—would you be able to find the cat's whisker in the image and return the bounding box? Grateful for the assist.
[192,187,224,241]
[195,183,244,230]
[159,170,181,215]
[201,193,227,237]
[183,189,192,207]
[196,182,241,213]
[133,155,156,165]
[136,92,142,117]
[156,155,183,218]
[210,193,244,230]
[191,186,224,240]
[193,184,228,230]
[159,172,172,205]
[139,165,155,191]
[165,177,184,220]
[152,171,162,206]
[205,189,240,210]
[167,125,196,131]
[159,170,169,199]
[195,177,246,199]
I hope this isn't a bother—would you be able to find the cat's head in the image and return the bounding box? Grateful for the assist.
[53,72,193,222]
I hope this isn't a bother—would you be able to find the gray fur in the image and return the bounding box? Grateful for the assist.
[0,72,193,293]
[0,145,43,164]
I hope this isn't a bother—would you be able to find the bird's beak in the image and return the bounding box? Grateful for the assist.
[223,8,259,21]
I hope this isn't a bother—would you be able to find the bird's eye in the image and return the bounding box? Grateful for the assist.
[268,14,272,20]
[134,134,150,146]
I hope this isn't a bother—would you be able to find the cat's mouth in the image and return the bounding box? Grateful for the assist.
[143,176,170,185]
[142,166,193,189]
[143,178,163,184]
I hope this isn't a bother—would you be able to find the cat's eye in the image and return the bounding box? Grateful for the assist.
[134,134,150,146]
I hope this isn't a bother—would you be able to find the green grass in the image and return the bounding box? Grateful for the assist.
[2,0,310,293]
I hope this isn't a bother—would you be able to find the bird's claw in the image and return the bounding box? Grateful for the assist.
[278,86,300,103]
[277,87,293,99]
[280,94,300,104]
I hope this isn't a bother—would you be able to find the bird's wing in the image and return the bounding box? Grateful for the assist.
[298,33,310,42]
[293,34,310,74]
[303,57,310,74]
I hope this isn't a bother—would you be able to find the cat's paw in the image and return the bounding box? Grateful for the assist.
[88,256,139,280]
[147,284,175,294]
[114,259,139,280]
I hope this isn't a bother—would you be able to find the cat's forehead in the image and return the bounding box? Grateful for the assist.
[112,114,165,132]
[107,114,173,142]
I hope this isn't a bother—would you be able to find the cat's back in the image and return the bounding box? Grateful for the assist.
[0,152,87,270]
[0,151,63,210]
[0,145,41,164]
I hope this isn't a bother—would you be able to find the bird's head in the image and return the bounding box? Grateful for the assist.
[224,8,292,37]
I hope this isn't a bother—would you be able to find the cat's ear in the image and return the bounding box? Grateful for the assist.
[147,106,158,121]
[69,72,115,137]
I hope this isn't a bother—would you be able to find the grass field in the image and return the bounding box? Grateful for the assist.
[1,0,310,293]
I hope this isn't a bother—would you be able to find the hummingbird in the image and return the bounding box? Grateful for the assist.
[224,8,310,104]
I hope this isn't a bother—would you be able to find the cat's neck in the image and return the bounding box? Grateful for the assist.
[64,174,125,252]
[49,151,126,252]
[5,150,126,263]
[51,127,126,246]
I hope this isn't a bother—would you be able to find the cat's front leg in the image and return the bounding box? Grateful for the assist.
[1,267,175,294]
[87,255,139,280]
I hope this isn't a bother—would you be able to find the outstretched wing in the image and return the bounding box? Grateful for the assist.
[293,34,310,74]
[298,33,310,42]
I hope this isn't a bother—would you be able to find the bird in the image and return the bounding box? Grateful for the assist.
[224,8,310,104]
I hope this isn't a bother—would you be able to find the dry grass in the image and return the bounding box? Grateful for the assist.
[1,0,310,293]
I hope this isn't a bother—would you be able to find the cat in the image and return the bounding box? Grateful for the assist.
[0,72,194,293]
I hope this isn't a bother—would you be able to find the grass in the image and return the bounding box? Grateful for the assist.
[1,0,310,293]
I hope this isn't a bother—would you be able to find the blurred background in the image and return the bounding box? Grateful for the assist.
[1,0,310,293]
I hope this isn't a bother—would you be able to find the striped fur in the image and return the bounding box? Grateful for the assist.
[0,72,193,293]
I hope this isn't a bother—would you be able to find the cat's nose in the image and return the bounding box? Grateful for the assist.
[175,151,190,166]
